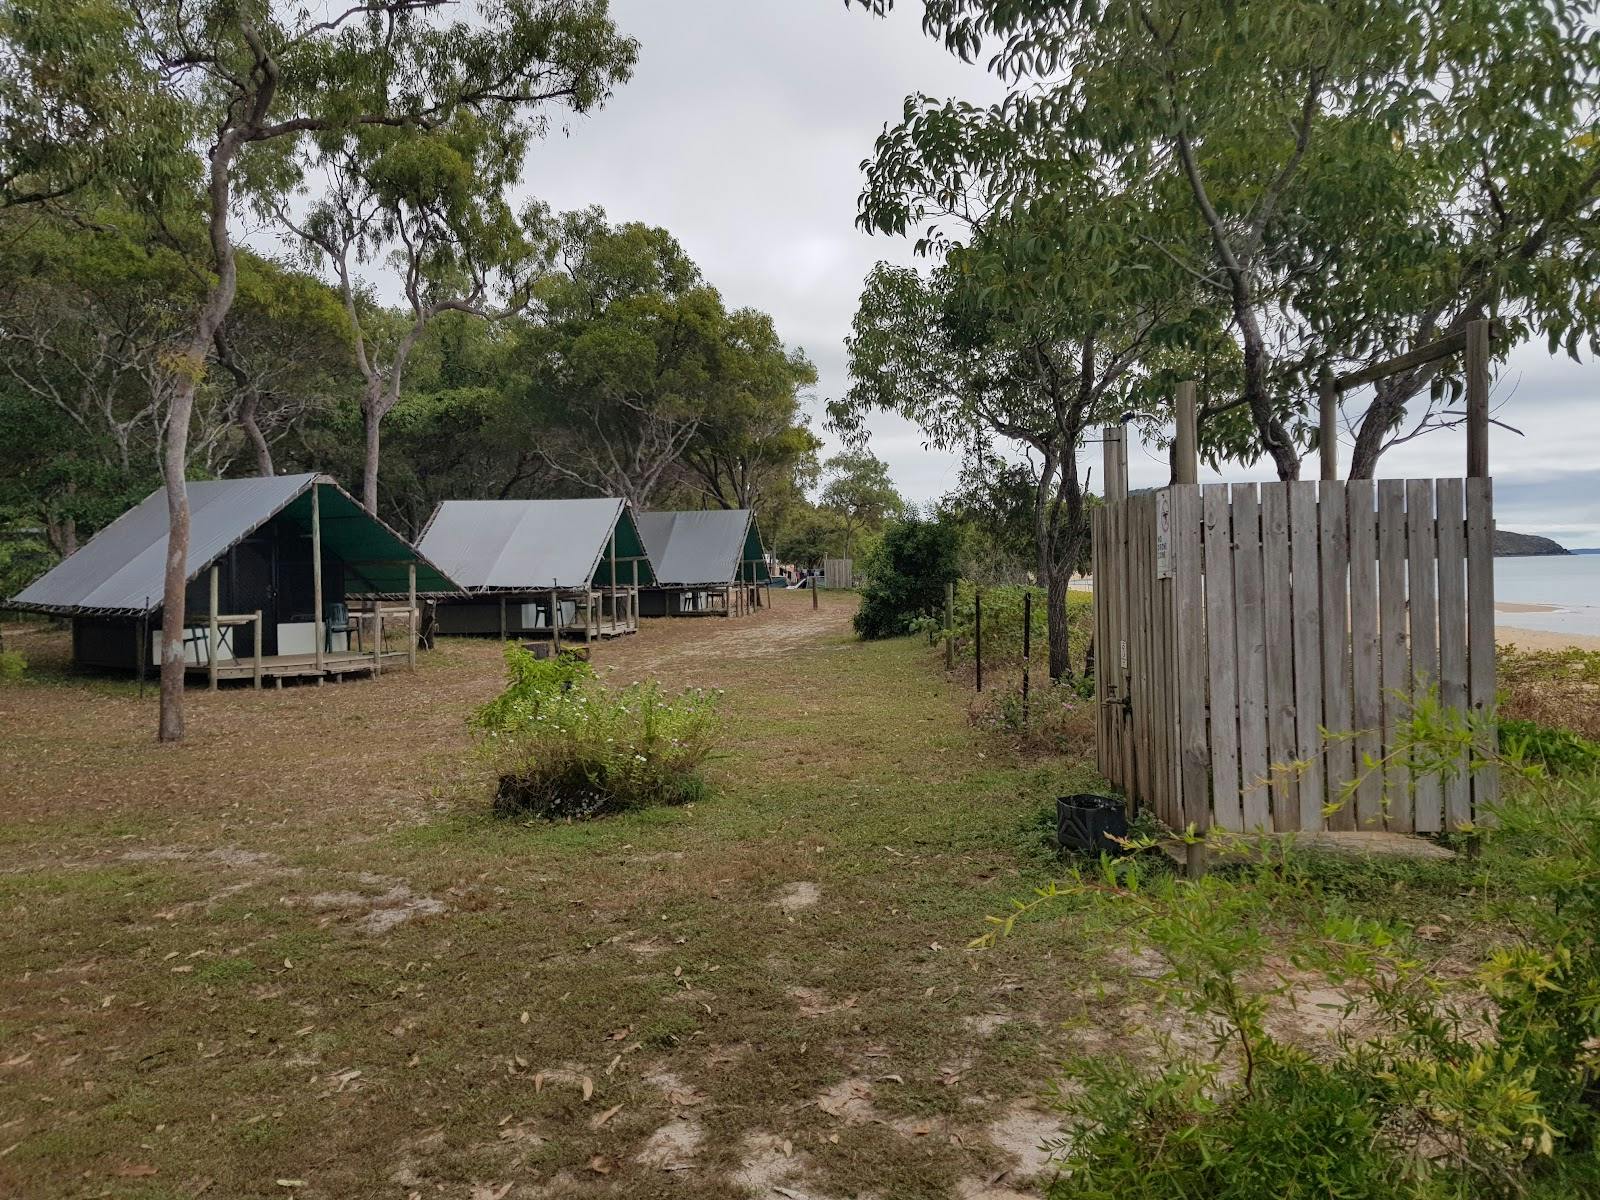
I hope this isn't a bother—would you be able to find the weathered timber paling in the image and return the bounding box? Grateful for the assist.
[1092,478,1495,834]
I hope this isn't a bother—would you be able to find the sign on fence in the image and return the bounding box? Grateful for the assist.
[1092,479,1497,835]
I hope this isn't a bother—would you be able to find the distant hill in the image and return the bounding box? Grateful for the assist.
[1494,530,1571,557]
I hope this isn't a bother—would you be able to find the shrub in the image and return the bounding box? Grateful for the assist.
[0,649,24,685]
[980,725,1600,1198]
[1500,717,1600,775]
[853,513,961,640]
[946,582,1094,672]
[472,646,719,820]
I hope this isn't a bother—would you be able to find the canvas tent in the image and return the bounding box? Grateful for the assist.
[634,509,770,617]
[7,474,459,685]
[416,498,655,640]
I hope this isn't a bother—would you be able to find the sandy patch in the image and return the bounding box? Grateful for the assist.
[984,1103,1069,1180]
[788,987,857,1018]
[1495,601,1558,613]
[774,881,820,912]
[635,1118,703,1169]
[815,1076,875,1124]
[295,882,446,934]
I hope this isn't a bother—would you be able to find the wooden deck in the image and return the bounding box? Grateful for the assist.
[184,649,412,686]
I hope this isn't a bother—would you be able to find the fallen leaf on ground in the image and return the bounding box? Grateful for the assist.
[116,1163,158,1177]
[581,1076,594,1101]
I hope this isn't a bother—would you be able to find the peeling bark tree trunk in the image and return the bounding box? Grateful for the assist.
[158,131,245,743]
[362,390,383,514]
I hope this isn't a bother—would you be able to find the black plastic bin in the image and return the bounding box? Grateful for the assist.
[1056,794,1129,855]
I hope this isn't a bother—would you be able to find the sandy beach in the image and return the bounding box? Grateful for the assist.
[1495,600,1600,650]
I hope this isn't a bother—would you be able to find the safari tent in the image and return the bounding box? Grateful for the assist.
[6,474,459,685]
[634,508,770,617]
[416,498,654,640]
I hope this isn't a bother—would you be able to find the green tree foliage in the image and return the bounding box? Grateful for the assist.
[854,0,1600,480]
[853,512,961,640]
[817,449,904,559]
[519,208,817,511]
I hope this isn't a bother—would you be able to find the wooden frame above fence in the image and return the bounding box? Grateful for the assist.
[1093,478,1498,835]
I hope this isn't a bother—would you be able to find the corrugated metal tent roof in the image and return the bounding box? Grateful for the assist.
[636,509,769,587]
[416,499,656,592]
[7,474,459,616]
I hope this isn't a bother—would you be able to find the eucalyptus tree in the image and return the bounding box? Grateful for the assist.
[676,308,821,512]
[280,116,558,513]
[842,182,1205,679]
[2,0,636,741]
[520,209,785,510]
[856,0,1600,480]
[817,450,905,561]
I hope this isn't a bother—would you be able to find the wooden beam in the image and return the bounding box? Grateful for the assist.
[311,484,324,676]
[1466,318,1490,478]
[252,611,262,689]
[208,564,220,692]
[1173,382,1198,485]
[1333,328,1471,392]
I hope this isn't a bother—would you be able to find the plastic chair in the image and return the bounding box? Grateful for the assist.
[325,602,362,654]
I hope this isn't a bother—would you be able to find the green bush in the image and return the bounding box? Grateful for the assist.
[946,582,1094,670]
[1500,717,1600,775]
[472,646,719,820]
[853,512,961,640]
[981,725,1600,1198]
[0,649,24,685]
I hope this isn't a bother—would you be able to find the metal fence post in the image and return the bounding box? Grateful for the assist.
[1022,589,1031,727]
[975,589,983,693]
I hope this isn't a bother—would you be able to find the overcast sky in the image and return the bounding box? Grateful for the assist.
[517,0,1600,546]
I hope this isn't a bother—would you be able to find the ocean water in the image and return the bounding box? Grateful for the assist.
[1493,555,1600,636]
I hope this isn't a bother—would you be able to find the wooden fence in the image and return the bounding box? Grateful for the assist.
[1092,478,1498,834]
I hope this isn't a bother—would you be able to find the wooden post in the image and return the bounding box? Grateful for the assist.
[311,483,324,676]
[1466,318,1490,478]
[407,562,417,670]
[551,587,560,653]
[499,595,507,642]
[137,605,148,699]
[372,604,382,677]
[252,611,262,688]
[1103,426,1128,502]
[585,591,594,644]
[944,581,955,672]
[208,563,220,691]
[609,533,619,635]
[1174,382,1199,486]
[1022,589,1031,727]
[812,574,818,609]
[631,560,639,631]
[975,588,983,693]
[1318,370,1338,481]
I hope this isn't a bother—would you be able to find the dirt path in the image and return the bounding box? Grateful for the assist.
[0,590,1101,1199]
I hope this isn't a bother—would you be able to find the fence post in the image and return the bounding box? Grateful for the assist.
[944,581,955,672]
[208,563,219,691]
[1103,426,1129,502]
[812,573,818,609]
[1021,589,1031,727]
[1318,369,1339,481]
[1466,318,1490,478]
[1174,382,1199,486]
[975,589,983,693]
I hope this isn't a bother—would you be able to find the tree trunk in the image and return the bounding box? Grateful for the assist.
[158,128,245,743]
[362,393,382,514]
[241,392,273,476]
[1238,313,1301,481]
[157,379,197,741]
[1044,561,1072,683]
[1347,375,1411,479]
